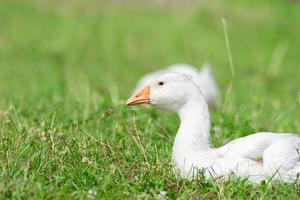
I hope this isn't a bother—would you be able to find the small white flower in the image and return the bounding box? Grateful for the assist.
[82,156,92,165]
[87,189,97,200]
[158,190,167,200]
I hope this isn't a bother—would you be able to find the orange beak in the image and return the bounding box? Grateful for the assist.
[126,85,150,106]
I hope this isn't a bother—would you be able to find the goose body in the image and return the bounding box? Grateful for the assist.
[133,63,221,109]
[127,73,300,183]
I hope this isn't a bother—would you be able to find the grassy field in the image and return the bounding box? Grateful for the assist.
[1,0,300,199]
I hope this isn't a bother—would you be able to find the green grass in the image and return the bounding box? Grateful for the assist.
[1,0,300,199]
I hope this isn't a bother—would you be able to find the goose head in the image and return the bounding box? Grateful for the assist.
[126,73,201,112]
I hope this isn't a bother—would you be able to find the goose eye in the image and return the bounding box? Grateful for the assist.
[158,81,164,86]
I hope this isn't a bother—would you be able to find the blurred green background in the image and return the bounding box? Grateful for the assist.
[0,0,300,199]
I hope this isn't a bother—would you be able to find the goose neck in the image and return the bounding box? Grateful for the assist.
[176,98,211,151]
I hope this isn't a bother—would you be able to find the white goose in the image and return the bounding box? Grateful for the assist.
[133,63,221,109]
[126,73,300,183]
